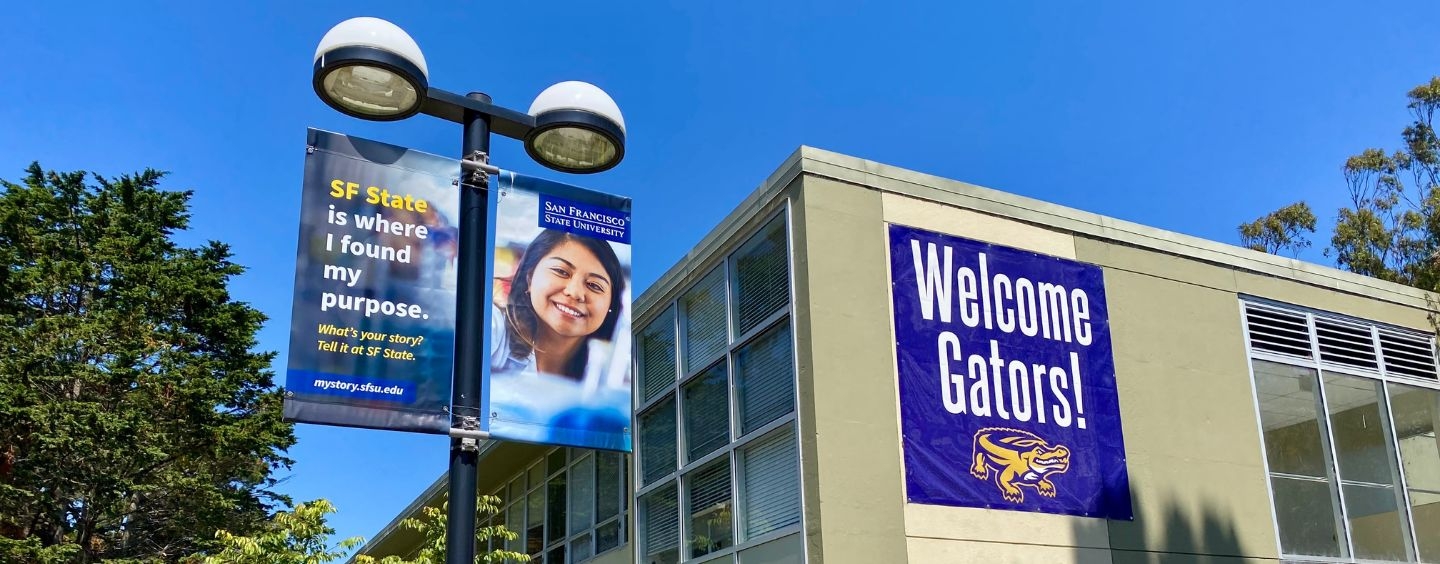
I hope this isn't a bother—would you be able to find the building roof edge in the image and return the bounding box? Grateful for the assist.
[794,146,1435,311]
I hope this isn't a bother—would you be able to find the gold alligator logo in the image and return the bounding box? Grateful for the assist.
[970,427,1071,503]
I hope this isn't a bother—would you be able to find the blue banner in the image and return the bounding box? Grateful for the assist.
[889,224,1132,519]
[282,129,458,434]
[483,171,633,452]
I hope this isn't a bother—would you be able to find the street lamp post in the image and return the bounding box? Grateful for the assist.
[311,17,627,564]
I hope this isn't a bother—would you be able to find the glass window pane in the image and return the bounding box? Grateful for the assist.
[684,267,728,373]
[738,533,803,564]
[687,459,734,558]
[641,484,680,564]
[549,449,567,476]
[1409,490,1440,562]
[1269,476,1345,558]
[1252,361,1346,557]
[530,462,547,490]
[1387,382,1440,562]
[1388,382,1440,491]
[640,308,677,402]
[596,519,623,554]
[1254,361,1333,478]
[731,215,789,336]
[1322,373,1410,559]
[570,455,595,535]
[509,478,525,506]
[1324,373,1404,484]
[570,533,593,563]
[685,362,731,462]
[528,489,545,555]
[1341,483,1408,561]
[741,425,801,539]
[640,396,678,485]
[547,545,565,564]
[736,323,795,435]
[548,474,566,547]
[507,499,524,553]
[596,451,622,520]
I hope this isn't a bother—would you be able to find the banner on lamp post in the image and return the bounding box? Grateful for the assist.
[481,170,633,452]
[282,128,459,434]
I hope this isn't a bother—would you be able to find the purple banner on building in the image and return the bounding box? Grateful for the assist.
[889,224,1132,520]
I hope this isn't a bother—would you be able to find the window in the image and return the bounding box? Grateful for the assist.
[640,307,678,403]
[684,363,730,462]
[491,448,629,563]
[1244,300,1440,562]
[1387,383,1440,562]
[684,269,729,374]
[636,212,803,564]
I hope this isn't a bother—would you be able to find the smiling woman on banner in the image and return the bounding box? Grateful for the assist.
[490,229,627,381]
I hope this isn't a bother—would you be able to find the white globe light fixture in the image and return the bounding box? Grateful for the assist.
[524,81,627,174]
[313,17,429,121]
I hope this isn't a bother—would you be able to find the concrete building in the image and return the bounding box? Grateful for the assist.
[357,147,1440,563]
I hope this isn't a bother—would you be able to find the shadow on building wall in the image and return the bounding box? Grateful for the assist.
[1074,481,1249,564]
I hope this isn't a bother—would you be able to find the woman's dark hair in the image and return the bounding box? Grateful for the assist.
[504,229,627,379]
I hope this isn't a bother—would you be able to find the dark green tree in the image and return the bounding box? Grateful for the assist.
[0,164,295,562]
[1240,77,1440,290]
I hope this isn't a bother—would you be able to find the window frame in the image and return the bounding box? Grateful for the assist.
[633,207,805,564]
[489,447,630,564]
[1242,299,1439,563]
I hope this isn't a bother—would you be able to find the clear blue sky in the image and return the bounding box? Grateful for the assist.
[3,0,1437,552]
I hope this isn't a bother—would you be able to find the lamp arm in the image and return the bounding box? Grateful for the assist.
[420,88,536,140]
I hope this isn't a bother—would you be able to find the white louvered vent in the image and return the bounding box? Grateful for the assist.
[1245,300,1439,383]
[1245,304,1312,359]
[1379,329,1438,381]
[1314,316,1378,370]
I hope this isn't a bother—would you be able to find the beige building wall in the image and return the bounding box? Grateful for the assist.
[363,146,1434,564]
[789,147,1433,564]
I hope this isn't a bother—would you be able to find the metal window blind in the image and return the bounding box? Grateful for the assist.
[732,218,789,336]
[640,308,677,402]
[742,426,800,539]
[642,485,679,558]
[684,363,731,462]
[737,323,796,434]
[684,268,728,373]
[640,397,677,486]
[687,460,733,555]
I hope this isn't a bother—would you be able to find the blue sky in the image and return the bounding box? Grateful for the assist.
[4,0,1438,552]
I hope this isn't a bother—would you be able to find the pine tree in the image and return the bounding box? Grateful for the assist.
[0,164,295,562]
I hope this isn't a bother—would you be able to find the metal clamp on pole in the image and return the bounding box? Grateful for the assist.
[461,151,499,188]
[450,416,488,451]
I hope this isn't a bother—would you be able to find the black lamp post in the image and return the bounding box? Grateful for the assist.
[311,17,627,564]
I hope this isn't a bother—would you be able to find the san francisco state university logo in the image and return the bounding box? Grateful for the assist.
[970,428,1071,503]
